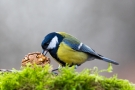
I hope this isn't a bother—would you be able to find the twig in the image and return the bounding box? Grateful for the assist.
[0,69,13,72]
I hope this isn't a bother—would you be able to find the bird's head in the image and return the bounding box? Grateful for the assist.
[41,32,63,55]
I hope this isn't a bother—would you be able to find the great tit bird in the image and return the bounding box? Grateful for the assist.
[41,32,119,67]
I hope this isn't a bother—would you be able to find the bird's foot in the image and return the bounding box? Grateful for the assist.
[52,68,59,72]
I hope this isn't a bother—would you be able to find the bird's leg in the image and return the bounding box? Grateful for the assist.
[75,65,78,69]
[74,64,81,69]
[52,64,79,72]
[52,68,59,72]
[52,64,61,72]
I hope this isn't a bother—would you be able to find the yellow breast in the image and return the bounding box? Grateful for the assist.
[57,42,89,65]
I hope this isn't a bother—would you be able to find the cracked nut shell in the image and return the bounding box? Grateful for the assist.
[21,52,50,67]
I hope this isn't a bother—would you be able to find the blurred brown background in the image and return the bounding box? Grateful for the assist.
[0,0,135,83]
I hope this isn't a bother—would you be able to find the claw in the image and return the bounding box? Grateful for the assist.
[52,68,58,72]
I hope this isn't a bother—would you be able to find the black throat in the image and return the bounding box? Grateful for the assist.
[48,34,66,66]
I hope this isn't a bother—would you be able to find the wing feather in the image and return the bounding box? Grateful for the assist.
[58,32,101,58]
[62,37,101,58]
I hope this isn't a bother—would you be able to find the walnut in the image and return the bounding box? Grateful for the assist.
[21,52,50,67]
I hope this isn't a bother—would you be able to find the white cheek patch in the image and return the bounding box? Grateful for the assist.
[47,36,58,49]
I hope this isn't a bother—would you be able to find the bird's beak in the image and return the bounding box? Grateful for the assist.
[42,50,48,56]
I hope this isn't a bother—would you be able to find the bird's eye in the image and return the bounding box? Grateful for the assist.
[42,43,49,50]
[44,43,49,47]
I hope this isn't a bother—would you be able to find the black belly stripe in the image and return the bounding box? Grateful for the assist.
[48,34,67,66]
[49,46,66,66]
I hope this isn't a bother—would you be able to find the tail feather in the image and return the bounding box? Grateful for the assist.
[100,57,119,65]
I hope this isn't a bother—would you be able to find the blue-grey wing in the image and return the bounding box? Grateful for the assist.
[63,38,80,50]
[63,39,101,58]
[79,44,101,58]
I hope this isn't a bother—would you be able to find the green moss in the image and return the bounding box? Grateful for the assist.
[0,64,134,90]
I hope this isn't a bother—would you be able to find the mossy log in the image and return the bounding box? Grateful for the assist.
[0,52,134,90]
